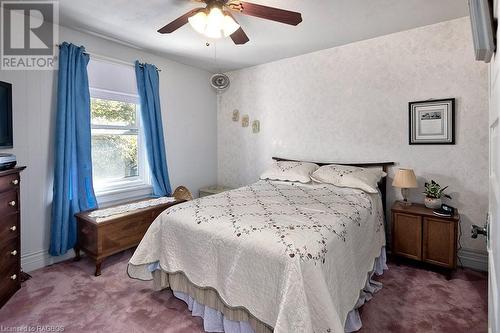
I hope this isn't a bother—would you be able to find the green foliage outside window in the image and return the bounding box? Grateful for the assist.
[91,98,136,125]
[91,98,139,182]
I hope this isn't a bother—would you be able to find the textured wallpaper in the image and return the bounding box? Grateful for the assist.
[217,17,488,253]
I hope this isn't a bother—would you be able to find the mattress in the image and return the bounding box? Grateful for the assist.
[128,180,386,332]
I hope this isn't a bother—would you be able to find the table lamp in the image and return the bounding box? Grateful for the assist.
[392,168,417,205]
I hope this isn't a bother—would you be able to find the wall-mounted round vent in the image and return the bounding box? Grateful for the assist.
[210,73,230,92]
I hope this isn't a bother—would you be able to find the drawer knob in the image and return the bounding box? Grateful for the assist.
[9,225,16,231]
[11,179,19,185]
[8,201,16,207]
[10,274,17,280]
[10,250,17,256]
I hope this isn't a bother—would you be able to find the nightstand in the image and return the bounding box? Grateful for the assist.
[391,202,460,278]
[199,185,233,197]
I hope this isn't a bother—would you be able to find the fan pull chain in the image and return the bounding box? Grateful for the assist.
[214,40,220,73]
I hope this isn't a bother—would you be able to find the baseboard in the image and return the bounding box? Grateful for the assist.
[489,253,498,332]
[458,248,488,272]
[21,249,76,273]
[21,247,489,273]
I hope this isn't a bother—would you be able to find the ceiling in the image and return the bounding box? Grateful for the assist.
[58,0,469,72]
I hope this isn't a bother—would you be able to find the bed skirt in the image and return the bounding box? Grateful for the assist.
[148,247,387,333]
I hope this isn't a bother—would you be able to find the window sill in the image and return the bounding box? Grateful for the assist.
[96,184,153,207]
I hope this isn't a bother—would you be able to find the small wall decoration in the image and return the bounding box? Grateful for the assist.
[409,98,455,145]
[242,114,249,127]
[252,120,260,133]
[232,109,239,122]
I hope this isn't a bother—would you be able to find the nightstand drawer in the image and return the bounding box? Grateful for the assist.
[423,217,457,268]
[392,212,422,260]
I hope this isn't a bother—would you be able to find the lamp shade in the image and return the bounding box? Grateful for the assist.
[392,169,417,188]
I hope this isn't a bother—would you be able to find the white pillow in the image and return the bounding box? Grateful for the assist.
[311,164,386,193]
[260,161,319,183]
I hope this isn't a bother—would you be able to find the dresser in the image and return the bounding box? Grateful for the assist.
[391,201,459,278]
[0,166,25,308]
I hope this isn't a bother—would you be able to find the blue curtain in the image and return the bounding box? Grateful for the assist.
[135,61,172,196]
[49,42,97,256]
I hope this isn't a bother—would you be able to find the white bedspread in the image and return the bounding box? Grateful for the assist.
[128,180,385,333]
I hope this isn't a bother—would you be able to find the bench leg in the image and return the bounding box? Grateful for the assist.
[95,259,103,277]
[74,247,81,261]
[446,269,454,281]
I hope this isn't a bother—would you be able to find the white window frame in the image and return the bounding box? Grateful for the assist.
[90,87,151,204]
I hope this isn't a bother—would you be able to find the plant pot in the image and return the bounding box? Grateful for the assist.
[424,197,442,209]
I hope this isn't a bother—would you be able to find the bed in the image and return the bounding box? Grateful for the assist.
[128,158,394,333]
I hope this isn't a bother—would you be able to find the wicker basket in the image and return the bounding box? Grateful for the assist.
[173,186,193,201]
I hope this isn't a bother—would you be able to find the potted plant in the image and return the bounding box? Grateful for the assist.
[423,180,451,209]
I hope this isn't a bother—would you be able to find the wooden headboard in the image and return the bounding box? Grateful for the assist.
[272,157,395,215]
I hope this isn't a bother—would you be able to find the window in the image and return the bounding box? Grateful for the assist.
[87,59,150,197]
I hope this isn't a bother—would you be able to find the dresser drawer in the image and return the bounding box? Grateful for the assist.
[0,238,19,276]
[0,173,20,194]
[0,266,20,306]
[0,191,19,216]
[0,213,19,242]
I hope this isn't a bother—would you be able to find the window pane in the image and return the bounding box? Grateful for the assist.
[91,98,137,127]
[92,132,139,183]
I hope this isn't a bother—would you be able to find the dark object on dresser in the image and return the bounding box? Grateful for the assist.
[0,81,13,149]
[0,166,26,308]
[75,197,186,276]
[391,201,460,278]
[0,153,16,171]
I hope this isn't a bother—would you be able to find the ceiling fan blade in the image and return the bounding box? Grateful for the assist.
[158,7,205,34]
[229,1,302,26]
[226,12,250,45]
[230,27,250,45]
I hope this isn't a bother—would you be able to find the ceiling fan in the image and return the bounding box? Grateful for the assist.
[157,0,303,45]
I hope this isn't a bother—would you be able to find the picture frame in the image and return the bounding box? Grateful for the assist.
[409,98,455,145]
[252,120,260,133]
[232,109,239,122]
[241,114,249,127]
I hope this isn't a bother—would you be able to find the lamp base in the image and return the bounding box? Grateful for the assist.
[400,199,412,206]
[400,188,412,206]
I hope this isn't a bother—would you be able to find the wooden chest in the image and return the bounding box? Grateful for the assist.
[75,198,185,276]
[0,166,25,308]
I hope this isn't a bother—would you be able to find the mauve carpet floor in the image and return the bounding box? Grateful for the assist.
[0,250,487,333]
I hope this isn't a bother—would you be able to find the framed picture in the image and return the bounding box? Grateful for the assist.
[409,98,455,145]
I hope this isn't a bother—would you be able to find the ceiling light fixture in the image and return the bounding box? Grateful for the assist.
[188,6,240,39]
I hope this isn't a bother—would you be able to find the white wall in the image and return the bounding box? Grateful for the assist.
[0,25,218,272]
[218,18,489,268]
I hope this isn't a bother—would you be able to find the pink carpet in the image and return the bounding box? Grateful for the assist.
[0,250,487,332]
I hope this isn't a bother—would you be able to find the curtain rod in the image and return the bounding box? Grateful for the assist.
[55,44,162,72]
